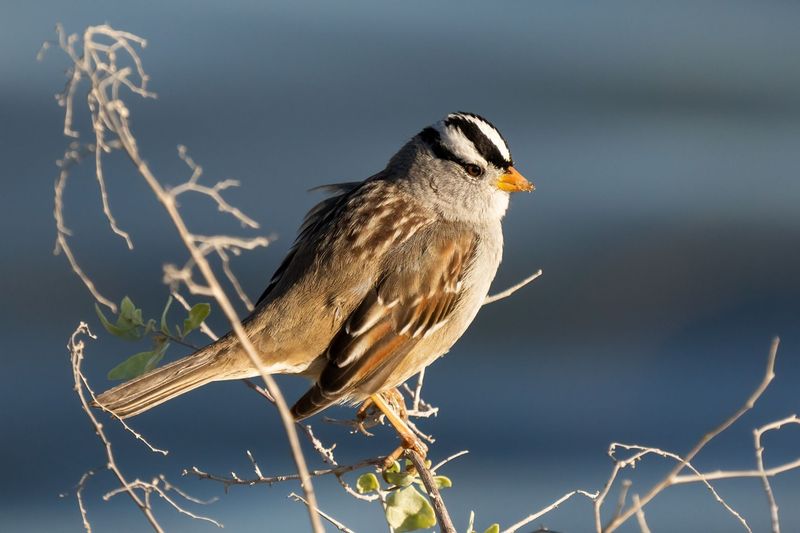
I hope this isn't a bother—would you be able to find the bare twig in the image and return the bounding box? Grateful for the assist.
[59,469,97,533]
[56,24,323,532]
[603,337,780,532]
[607,443,751,532]
[87,381,168,456]
[631,494,651,533]
[68,323,164,532]
[186,454,386,489]
[104,477,222,528]
[483,269,542,305]
[431,450,470,473]
[501,489,598,533]
[53,143,118,311]
[754,415,799,533]
[405,449,457,533]
[606,479,631,529]
[289,492,357,533]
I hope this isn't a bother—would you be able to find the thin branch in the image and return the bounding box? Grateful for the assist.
[483,269,542,305]
[53,144,118,312]
[607,443,751,532]
[56,24,324,532]
[672,457,800,484]
[104,478,222,528]
[430,450,469,473]
[59,469,97,533]
[68,323,164,532]
[186,454,385,489]
[85,377,168,455]
[632,494,651,533]
[756,415,799,533]
[603,337,780,533]
[289,492,356,533]
[405,449,456,533]
[501,489,598,533]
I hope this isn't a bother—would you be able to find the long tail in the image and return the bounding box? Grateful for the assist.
[93,343,243,419]
[291,384,331,421]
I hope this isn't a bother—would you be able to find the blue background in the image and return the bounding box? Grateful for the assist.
[2,1,799,531]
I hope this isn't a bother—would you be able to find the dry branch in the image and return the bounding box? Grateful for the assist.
[52,24,323,532]
[602,337,781,532]
[68,323,164,532]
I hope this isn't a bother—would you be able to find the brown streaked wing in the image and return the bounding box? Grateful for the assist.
[254,181,362,307]
[296,227,478,415]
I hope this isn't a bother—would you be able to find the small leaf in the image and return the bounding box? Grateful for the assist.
[385,486,436,532]
[183,303,210,335]
[356,473,380,494]
[119,296,137,321]
[432,475,452,489]
[382,462,414,487]
[108,350,163,380]
[108,340,169,381]
[483,525,500,533]
[95,303,142,341]
[160,296,173,335]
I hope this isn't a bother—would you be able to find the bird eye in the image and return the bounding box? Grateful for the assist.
[463,164,483,177]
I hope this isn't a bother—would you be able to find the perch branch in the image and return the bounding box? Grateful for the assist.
[405,449,456,533]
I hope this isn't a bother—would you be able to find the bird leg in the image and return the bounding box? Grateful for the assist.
[357,387,407,420]
[370,392,428,469]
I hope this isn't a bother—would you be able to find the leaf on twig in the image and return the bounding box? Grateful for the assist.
[95,296,144,341]
[107,342,170,380]
[382,461,414,487]
[356,472,380,494]
[432,475,452,489]
[182,302,210,336]
[385,485,436,533]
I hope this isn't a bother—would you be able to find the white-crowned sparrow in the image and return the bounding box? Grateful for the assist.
[95,112,533,423]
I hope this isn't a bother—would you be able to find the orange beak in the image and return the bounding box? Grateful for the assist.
[495,166,534,193]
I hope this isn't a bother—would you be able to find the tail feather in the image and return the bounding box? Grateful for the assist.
[94,345,236,418]
[291,384,332,421]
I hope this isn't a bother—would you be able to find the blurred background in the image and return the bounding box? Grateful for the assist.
[2,1,799,531]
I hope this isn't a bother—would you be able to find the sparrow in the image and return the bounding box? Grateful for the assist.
[95,112,533,430]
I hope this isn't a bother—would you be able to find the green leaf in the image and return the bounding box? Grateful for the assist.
[95,303,142,341]
[119,296,137,321]
[108,349,163,380]
[160,296,173,335]
[432,475,452,489]
[183,303,210,335]
[483,525,500,533]
[382,461,414,487]
[356,473,380,494]
[385,486,436,533]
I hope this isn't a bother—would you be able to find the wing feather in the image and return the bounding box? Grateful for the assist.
[291,227,478,419]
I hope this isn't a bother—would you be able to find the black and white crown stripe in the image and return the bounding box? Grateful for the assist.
[419,112,513,170]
